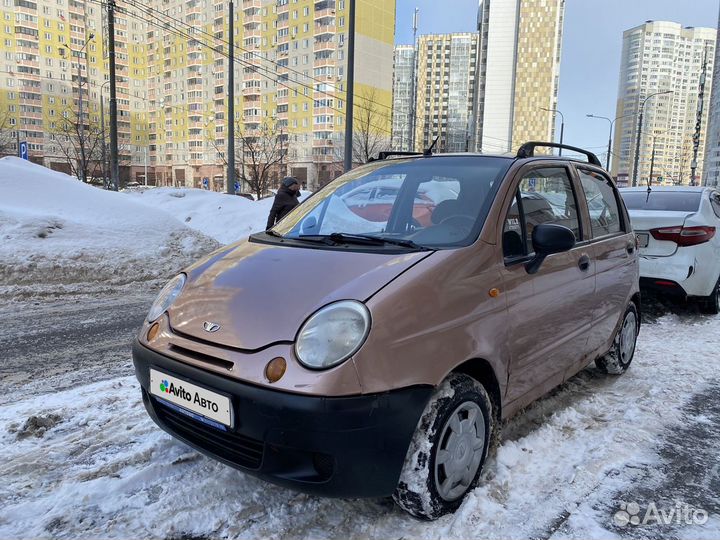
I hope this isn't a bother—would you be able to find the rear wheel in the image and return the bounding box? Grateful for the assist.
[393,373,494,520]
[699,277,720,315]
[596,303,639,375]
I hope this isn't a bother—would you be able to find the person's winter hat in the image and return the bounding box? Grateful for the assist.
[282,176,299,188]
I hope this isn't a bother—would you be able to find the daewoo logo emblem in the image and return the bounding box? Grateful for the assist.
[203,321,221,333]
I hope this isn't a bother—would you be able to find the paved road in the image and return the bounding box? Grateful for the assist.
[0,291,155,405]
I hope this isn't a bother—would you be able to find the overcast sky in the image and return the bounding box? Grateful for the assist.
[395,0,719,158]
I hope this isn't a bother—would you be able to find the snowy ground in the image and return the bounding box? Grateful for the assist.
[0,158,219,301]
[0,295,718,540]
[125,187,310,244]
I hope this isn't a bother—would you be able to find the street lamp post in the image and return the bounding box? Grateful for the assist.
[586,113,634,171]
[541,107,564,155]
[631,90,672,187]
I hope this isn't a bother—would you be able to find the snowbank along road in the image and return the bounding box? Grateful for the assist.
[0,292,718,540]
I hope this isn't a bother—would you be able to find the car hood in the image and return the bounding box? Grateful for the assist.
[167,239,433,350]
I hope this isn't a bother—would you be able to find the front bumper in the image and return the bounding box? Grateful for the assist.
[132,340,432,498]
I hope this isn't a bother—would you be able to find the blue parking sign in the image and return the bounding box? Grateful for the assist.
[234,181,240,193]
[202,177,209,189]
[19,141,28,160]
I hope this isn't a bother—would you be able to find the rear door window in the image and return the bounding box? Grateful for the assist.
[577,169,623,237]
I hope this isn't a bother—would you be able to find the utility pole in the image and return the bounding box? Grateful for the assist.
[144,146,148,186]
[343,0,355,172]
[100,82,108,188]
[586,113,634,171]
[227,0,235,194]
[632,90,671,187]
[691,47,708,186]
[107,0,120,191]
[279,125,284,178]
[409,7,419,152]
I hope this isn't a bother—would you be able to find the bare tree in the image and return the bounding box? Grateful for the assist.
[331,88,392,178]
[0,110,16,158]
[351,88,392,163]
[209,120,287,199]
[50,107,104,183]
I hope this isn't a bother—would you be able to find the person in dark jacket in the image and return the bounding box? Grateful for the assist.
[266,176,301,230]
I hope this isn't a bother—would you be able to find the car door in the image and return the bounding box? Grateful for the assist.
[574,166,636,360]
[499,165,596,409]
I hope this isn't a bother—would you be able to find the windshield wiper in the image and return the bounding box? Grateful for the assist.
[299,233,430,250]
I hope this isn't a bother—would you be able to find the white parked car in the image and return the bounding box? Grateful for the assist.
[619,186,720,314]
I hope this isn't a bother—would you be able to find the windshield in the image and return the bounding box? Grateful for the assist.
[269,156,511,249]
[621,191,702,212]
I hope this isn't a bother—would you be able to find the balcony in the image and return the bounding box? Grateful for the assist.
[314,7,335,20]
[314,23,336,37]
[314,39,335,53]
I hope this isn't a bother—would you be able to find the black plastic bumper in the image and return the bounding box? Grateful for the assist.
[132,340,432,498]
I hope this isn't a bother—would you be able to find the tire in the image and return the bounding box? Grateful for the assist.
[596,303,639,375]
[699,277,720,315]
[393,373,494,520]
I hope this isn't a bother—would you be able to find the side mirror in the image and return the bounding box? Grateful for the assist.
[525,223,576,275]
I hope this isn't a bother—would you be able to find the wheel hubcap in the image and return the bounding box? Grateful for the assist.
[434,401,485,501]
[619,311,637,364]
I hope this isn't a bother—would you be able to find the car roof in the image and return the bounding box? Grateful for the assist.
[619,186,712,193]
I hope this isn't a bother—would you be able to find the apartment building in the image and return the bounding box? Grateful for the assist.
[0,0,150,180]
[612,20,716,186]
[391,0,564,156]
[703,7,720,186]
[390,43,413,151]
[0,0,394,189]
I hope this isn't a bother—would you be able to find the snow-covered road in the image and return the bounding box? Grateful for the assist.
[1,295,719,539]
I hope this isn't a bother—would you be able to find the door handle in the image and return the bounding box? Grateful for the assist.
[578,254,590,271]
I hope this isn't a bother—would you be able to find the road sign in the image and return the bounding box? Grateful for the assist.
[19,141,28,160]
[202,177,209,189]
[234,181,240,193]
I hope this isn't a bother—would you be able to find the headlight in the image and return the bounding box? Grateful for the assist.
[295,300,371,369]
[147,274,186,322]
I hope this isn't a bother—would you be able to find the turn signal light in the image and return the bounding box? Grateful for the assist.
[265,357,287,383]
[147,322,160,341]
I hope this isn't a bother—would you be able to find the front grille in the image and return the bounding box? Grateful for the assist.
[151,395,264,470]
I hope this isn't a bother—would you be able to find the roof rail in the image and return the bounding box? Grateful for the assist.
[516,141,602,167]
[371,151,424,162]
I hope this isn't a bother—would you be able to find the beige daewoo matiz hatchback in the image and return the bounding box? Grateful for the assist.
[133,142,640,520]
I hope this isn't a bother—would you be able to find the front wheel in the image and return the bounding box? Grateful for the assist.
[595,303,639,375]
[393,373,494,520]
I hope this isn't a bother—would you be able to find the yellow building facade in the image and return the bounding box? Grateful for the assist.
[0,0,394,188]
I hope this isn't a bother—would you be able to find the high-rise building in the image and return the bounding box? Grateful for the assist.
[413,33,477,153]
[0,0,150,181]
[390,44,414,151]
[703,7,720,187]
[612,21,716,187]
[473,0,564,154]
[391,0,564,156]
[0,0,395,189]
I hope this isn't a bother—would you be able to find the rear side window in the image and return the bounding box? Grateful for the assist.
[503,167,580,258]
[621,191,702,212]
[578,169,623,237]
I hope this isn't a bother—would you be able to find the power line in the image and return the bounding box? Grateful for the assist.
[90,0,392,136]
[121,0,393,114]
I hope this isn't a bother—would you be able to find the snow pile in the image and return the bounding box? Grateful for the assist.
[0,157,219,298]
[125,187,310,244]
[1,312,719,539]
